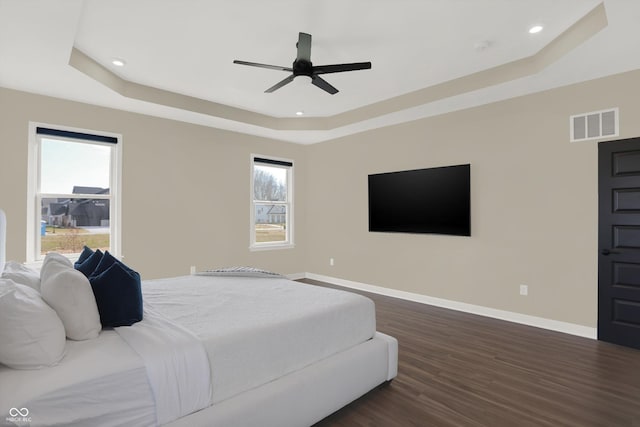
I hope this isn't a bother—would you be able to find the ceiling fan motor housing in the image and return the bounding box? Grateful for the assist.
[293,59,313,77]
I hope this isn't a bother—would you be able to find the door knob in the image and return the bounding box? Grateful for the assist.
[601,249,621,256]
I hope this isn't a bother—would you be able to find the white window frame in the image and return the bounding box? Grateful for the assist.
[250,154,294,251]
[26,122,122,263]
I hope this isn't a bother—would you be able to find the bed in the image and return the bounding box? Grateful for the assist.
[0,210,398,427]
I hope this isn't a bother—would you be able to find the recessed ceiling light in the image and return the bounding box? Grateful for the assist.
[529,25,543,34]
[111,58,126,67]
[295,111,304,116]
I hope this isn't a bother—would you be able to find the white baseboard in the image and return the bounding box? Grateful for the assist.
[304,272,597,340]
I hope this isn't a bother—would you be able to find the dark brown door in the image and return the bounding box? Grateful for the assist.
[599,137,640,349]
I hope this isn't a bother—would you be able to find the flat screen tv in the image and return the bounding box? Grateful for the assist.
[368,164,470,236]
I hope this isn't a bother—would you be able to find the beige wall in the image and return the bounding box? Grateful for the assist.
[306,69,640,328]
[0,87,308,279]
[2,69,640,328]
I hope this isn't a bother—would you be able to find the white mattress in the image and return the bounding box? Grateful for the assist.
[141,275,377,403]
[0,330,156,427]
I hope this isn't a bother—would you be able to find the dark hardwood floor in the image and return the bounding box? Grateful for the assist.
[301,279,640,427]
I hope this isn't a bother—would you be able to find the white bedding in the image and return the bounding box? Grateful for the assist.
[115,308,212,425]
[141,275,377,403]
[0,274,378,426]
[0,330,156,427]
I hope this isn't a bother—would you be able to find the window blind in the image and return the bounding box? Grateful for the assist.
[254,157,293,167]
[36,127,118,144]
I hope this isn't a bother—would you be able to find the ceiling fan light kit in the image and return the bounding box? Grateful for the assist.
[234,32,371,95]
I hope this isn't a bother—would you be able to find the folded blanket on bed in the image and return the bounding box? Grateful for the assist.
[195,266,285,278]
[115,308,212,425]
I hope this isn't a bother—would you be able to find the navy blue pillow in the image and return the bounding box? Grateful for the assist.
[75,249,103,277]
[89,250,118,279]
[75,246,94,266]
[89,261,143,327]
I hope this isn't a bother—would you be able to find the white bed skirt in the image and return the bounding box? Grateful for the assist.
[166,332,398,427]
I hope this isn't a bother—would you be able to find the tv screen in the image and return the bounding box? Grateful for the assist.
[368,164,470,236]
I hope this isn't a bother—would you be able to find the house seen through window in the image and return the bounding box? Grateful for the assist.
[31,127,120,260]
[251,156,293,249]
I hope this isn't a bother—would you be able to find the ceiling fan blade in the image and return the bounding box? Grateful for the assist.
[233,60,293,72]
[265,75,295,93]
[311,75,338,95]
[296,32,312,62]
[313,62,372,74]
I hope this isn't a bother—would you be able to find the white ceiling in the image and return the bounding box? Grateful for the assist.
[1,0,639,144]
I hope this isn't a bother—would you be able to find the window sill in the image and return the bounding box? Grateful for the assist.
[26,252,122,269]
[25,253,80,269]
[249,243,295,252]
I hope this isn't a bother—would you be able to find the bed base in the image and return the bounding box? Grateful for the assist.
[166,332,398,427]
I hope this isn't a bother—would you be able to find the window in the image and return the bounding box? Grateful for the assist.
[27,124,121,262]
[250,155,293,250]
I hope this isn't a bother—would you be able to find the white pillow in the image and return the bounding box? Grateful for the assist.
[1,261,41,291]
[40,253,101,341]
[41,252,73,270]
[0,279,66,369]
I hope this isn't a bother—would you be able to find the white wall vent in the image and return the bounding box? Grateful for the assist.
[570,108,618,142]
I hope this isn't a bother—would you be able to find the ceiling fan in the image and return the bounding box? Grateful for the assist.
[233,32,371,95]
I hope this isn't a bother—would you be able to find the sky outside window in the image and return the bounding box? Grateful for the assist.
[40,138,111,194]
[255,165,286,185]
[254,164,287,201]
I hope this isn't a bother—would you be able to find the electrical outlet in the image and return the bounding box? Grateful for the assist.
[329,258,334,266]
[519,284,528,296]
[190,266,196,275]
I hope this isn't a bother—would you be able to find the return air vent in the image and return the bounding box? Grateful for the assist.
[570,108,618,142]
